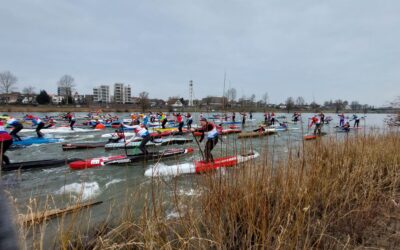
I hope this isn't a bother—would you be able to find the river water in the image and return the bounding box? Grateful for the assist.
[0,112,391,245]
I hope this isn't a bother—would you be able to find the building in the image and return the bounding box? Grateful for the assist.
[113,83,132,104]
[0,92,21,104]
[52,95,64,104]
[93,85,110,103]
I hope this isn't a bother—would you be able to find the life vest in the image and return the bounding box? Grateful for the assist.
[207,124,219,139]
[134,125,149,137]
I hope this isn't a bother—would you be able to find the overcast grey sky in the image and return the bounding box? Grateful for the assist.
[1,0,399,106]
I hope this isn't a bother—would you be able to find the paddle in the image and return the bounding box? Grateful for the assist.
[120,124,128,156]
[191,130,205,161]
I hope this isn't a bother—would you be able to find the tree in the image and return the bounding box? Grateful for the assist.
[138,91,150,112]
[295,96,306,108]
[0,71,17,103]
[310,101,320,112]
[22,86,36,95]
[36,90,51,104]
[58,74,75,105]
[262,92,269,107]
[285,97,295,113]
[350,101,361,111]
[225,88,237,103]
[333,99,347,113]
[249,94,256,107]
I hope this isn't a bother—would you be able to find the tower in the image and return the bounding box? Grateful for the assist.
[189,80,193,106]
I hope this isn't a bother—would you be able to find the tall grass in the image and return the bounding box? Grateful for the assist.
[16,131,400,249]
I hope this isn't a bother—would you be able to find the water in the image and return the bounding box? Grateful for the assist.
[0,111,392,246]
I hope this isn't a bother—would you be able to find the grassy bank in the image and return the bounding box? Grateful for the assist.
[15,131,400,249]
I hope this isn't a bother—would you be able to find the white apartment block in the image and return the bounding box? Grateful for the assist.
[93,85,110,103]
[114,83,132,104]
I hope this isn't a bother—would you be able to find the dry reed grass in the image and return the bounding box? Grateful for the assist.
[16,131,400,249]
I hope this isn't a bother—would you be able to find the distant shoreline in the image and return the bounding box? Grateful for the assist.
[0,105,397,114]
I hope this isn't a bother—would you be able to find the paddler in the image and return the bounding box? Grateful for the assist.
[127,124,150,155]
[108,129,125,143]
[338,113,345,127]
[0,120,13,165]
[186,113,193,129]
[32,117,45,138]
[352,114,360,128]
[66,112,76,130]
[197,118,219,163]
[343,121,351,132]
[174,113,184,134]
[232,112,236,122]
[7,117,23,141]
[161,113,168,129]
[309,115,322,135]
[142,114,149,129]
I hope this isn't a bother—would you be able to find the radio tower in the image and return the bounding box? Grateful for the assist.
[189,80,193,106]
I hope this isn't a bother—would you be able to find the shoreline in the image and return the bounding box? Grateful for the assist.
[0,105,397,114]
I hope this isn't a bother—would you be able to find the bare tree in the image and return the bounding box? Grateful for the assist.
[58,74,75,105]
[333,99,348,113]
[285,97,295,113]
[22,86,36,95]
[225,88,237,103]
[296,96,306,107]
[0,71,17,95]
[262,92,269,107]
[138,91,150,112]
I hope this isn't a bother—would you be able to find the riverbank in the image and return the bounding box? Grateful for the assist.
[0,104,398,114]
[15,131,400,249]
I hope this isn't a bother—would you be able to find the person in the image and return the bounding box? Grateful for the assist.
[253,125,266,132]
[197,118,219,163]
[0,120,13,165]
[249,112,253,120]
[271,112,276,125]
[32,117,45,138]
[352,114,360,128]
[108,129,125,143]
[186,113,193,129]
[292,112,300,123]
[343,121,351,132]
[161,113,168,129]
[232,112,236,122]
[319,112,325,124]
[7,118,23,141]
[175,113,184,133]
[241,113,246,126]
[264,112,270,125]
[44,118,56,128]
[338,113,345,127]
[309,115,322,135]
[142,114,149,129]
[66,112,76,130]
[128,124,150,155]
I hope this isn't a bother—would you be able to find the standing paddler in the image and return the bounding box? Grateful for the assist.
[196,118,219,163]
[32,117,45,138]
[127,124,151,155]
[7,117,23,141]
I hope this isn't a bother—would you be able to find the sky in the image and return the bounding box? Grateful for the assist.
[1,0,399,106]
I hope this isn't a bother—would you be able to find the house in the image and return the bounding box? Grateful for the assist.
[52,95,64,104]
[21,96,36,104]
[0,92,21,104]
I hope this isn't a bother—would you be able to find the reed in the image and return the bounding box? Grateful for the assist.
[15,131,400,249]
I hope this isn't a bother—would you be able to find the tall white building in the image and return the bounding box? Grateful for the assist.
[93,85,110,103]
[113,83,132,104]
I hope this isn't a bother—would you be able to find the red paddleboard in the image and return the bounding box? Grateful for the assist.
[195,156,239,173]
[69,155,127,170]
[304,135,317,140]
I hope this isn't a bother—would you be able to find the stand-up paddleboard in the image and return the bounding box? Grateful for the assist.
[61,141,108,151]
[104,137,193,150]
[69,148,194,170]
[2,158,81,171]
[144,151,260,177]
[304,132,327,140]
[192,128,242,137]
[12,137,64,147]
[238,129,277,138]
[20,127,101,134]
